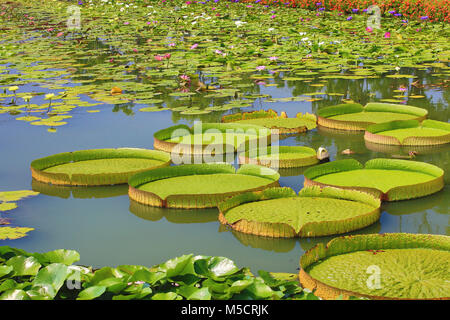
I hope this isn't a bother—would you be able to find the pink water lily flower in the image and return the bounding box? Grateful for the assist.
[256,66,266,71]
[366,27,373,33]
[190,43,198,49]
[384,32,391,38]
[56,32,64,37]
[269,56,278,61]
[154,55,164,61]
[164,53,171,59]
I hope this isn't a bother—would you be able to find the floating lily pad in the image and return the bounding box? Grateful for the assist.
[299,233,450,300]
[153,123,272,155]
[239,146,319,168]
[304,158,444,201]
[31,148,171,186]
[365,120,450,146]
[128,163,279,209]
[218,186,381,238]
[317,103,428,131]
[0,227,34,240]
[221,109,316,134]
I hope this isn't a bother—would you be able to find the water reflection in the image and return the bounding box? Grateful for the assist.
[365,141,450,156]
[223,221,382,253]
[129,200,218,224]
[31,179,128,199]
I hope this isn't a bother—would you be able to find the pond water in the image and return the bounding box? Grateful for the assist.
[0,2,449,273]
[1,60,448,273]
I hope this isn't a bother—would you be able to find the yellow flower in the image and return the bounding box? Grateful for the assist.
[45,93,55,100]
[8,86,19,92]
[22,95,33,102]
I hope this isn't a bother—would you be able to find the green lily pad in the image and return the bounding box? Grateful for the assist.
[219,186,381,237]
[300,233,450,300]
[304,158,444,201]
[128,163,279,209]
[0,227,34,240]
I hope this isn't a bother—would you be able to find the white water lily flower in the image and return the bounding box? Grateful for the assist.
[235,21,247,27]
[299,32,307,35]
[301,37,309,41]
[268,28,275,32]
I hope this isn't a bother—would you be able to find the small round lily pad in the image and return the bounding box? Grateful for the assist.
[299,233,450,300]
[238,146,319,168]
[365,119,450,146]
[317,103,428,131]
[31,148,171,186]
[218,186,381,238]
[304,158,444,201]
[128,163,280,209]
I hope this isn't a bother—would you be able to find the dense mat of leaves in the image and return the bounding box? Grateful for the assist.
[0,246,321,300]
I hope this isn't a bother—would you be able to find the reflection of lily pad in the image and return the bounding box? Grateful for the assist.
[230,229,297,253]
[365,120,450,146]
[219,187,380,238]
[31,179,128,199]
[365,140,450,155]
[129,201,218,223]
[304,158,444,201]
[299,233,450,300]
[317,103,428,131]
[31,148,171,186]
[128,163,279,209]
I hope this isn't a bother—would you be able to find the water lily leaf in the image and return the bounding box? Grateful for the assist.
[33,249,80,265]
[177,286,211,300]
[32,263,70,299]
[0,190,39,202]
[6,256,41,276]
[0,227,34,240]
[194,257,239,280]
[0,289,30,300]
[0,265,13,278]
[151,292,179,300]
[229,279,254,293]
[77,286,106,300]
[158,254,194,278]
[0,202,17,212]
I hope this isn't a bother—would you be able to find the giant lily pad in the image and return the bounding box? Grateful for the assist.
[218,186,381,238]
[304,158,444,201]
[31,148,171,186]
[239,146,319,168]
[153,123,272,155]
[128,163,279,209]
[365,119,450,146]
[299,233,450,300]
[221,109,317,134]
[317,103,428,131]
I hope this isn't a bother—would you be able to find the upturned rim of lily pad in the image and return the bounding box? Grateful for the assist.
[221,109,317,134]
[153,123,273,155]
[30,148,171,186]
[218,186,381,238]
[303,158,444,201]
[317,103,428,131]
[299,233,450,300]
[238,146,320,168]
[364,119,450,146]
[128,163,280,209]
